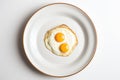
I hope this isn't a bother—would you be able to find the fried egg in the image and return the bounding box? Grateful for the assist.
[44,24,78,56]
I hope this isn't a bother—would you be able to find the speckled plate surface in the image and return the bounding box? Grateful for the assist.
[23,3,97,77]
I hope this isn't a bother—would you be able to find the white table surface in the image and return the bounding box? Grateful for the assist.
[0,0,120,80]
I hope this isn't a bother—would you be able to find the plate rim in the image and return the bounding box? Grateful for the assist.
[23,2,97,78]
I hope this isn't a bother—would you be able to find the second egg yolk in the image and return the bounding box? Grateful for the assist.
[55,33,65,42]
[59,43,69,53]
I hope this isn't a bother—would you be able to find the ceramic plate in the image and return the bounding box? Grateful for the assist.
[23,3,97,77]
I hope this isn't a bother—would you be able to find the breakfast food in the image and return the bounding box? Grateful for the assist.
[44,24,78,57]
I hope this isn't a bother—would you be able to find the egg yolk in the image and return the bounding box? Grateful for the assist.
[59,43,69,53]
[55,33,65,42]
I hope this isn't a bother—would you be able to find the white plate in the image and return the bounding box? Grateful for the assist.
[23,3,97,77]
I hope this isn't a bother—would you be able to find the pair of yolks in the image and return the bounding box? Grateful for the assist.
[55,33,69,53]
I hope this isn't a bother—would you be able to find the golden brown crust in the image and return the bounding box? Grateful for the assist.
[44,24,78,57]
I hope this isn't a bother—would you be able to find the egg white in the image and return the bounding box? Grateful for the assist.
[44,25,78,56]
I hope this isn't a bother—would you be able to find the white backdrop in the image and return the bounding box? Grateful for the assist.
[0,0,120,80]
